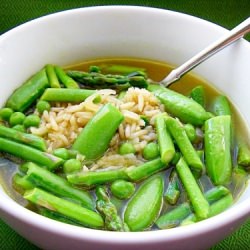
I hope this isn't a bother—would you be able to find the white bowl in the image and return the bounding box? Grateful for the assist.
[0,6,249,250]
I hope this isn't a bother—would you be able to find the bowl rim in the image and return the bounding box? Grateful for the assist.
[0,5,249,244]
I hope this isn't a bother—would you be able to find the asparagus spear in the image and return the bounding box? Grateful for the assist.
[67,168,128,186]
[96,186,127,231]
[126,158,166,181]
[39,208,85,227]
[0,125,46,151]
[176,157,209,219]
[24,188,104,229]
[13,173,34,191]
[99,64,146,75]
[25,162,94,210]
[0,137,63,170]
[67,70,148,88]
[165,117,204,173]
[164,169,180,205]
[170,152,181,165]
[148,84,210,125]
[181,194,233,225]
[72,103,124,160]
[41,88,96,102]
[55,66,79,89]
[6,69,49,112]
[45,64,61,88]
[156,185,230,229]
[237,143,250,168]
[204,115,232,185]
[155,113,175,164]
[156,203,192,229]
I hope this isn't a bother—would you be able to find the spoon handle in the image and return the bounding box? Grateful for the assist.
[161,17,250,87]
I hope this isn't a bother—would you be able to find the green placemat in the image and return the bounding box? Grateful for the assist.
[0,1,250,249]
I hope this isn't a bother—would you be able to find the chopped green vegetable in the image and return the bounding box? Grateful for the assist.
[237,143,250,168]
[212,95,231,116]
[12,124,25,133]
[0,108,14,121]
[23,114,40,128]
[53,148,70,160]
[9,112,25,127]
[142,142,160,160]
[24,188,103,229]
[190,85,205,107]
[36,100,51,114]
[45,64,61,88]
[184,123,197,142]
[176,157,209,219]
[25,162,93,209]
[148,84,210,125]
[67,168,128,186]
[6,69,49,112]
[118,142,136,155]
[204,115,232,185]
[55,66,79,89]
[165,116,203,172]
[73,103,124,160]
[63,159,82,174]
[126,158,166,181]
[124,175,164,231]
[41,88,96,102]
[164,169,180,205]
[0,125,46,151]
[110,180,135,199]
[155,113,175,164]
[96,186,127,231]
[0,137,63,170]
[156,185,230,229]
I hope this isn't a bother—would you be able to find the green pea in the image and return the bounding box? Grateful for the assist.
[23,114,41,128]
[12,124,26,133]
[9,112,26,126]
[36,100,51,114]
[63,159,82,174]
[142,142,160,160]
[110,180,135,200]
[53,148,70,160]
[118,142,136,155]
[0,108,14,121]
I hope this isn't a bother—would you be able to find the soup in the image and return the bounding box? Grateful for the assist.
[0,58,249,231]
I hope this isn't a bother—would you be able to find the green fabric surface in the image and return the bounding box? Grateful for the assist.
[0,0,249,249]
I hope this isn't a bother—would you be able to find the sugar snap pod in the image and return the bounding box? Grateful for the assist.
[124,175,164,231]
[204,115,232,185]
[72,103,124,160]
[148,84,210,125]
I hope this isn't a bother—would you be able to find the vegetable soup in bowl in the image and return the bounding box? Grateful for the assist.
[0,6,249,250]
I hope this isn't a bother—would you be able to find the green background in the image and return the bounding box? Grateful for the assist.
[0,0,249,249]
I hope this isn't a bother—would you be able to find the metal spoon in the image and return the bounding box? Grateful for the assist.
[161,17,250,87]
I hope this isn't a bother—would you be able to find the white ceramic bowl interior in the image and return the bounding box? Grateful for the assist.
[0,6,249,250]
